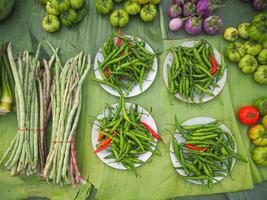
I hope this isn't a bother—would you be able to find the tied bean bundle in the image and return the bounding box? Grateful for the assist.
[0,43,53,175]
[43,43,91,185]
[95,95,160,173]
[95,32,155,95]
[167,40,225,103]
[172,117,247,188]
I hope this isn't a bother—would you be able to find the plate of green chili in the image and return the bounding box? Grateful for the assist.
[91,100,159,170]
[94,33,158,98]
[170,117,238,186]
[163,40,227,103]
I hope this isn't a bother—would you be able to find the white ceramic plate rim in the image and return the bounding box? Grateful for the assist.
[92,103,158,170]
[163,40,227,104]
[94,35,158,98]
[169,117,237,185]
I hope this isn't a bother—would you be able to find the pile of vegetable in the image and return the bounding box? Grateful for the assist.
[224,13,267,85]
[0,43,15,115]
[0,41,91,185]
[95,32,155,95]
[94,95,160,173]
[0,0,15,22]
[171,117,246,187]
[239,0,267,11]
[168,0,224,35]
[0,43,52,175]
[37,0,88,33]
[43,43,91,185]
[166,39,225,103]
[237,97,267,167]
[95,0,161,28]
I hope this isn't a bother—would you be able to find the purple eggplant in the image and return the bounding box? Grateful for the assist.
[183,2,196,17]
[169,17,184,32]
[196,0,224,17]
[185,16,202,35]
[172,0,185,5]
[252,0,267,11]
[203,15,223,35]
[190,0,200,3]
[168,4,183,18]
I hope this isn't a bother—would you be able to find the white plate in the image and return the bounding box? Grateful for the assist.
[169,117,237,185]
[163,40,227,103]
[91,103,158,170]
[94,35,158,98]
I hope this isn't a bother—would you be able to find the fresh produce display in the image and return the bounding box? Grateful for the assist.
[240,0,267,11]
[0,0,15,21]
[224,13,267,84]
[171,117,245,187]
[237,98,267,167]
[0,43,52,175]
[167,0,224,35]
[0,43,15,115]
[1,0,267,197]
[165,39,225,103]
[43,43,91,185]
[95,0,161,28]
[37,0,88,32]
[94,32,156,96]
[93,95,160,172]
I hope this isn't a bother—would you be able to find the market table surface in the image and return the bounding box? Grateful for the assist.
[0,0,266,200]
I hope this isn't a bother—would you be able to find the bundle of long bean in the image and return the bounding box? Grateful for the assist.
[95,32,155,95]
[43,43,91,185]
[172,117,246,187]
[0,43,15,115]
[0,43,53,175]
[95,95,160,173]
[167,39,225,102]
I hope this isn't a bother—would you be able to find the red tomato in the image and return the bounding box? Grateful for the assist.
[238,106,260,125]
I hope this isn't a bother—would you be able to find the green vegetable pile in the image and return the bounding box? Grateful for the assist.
[224,12,267,85]
[0,43,15,115]
[238,97,267,167]
[95,0,160,28]
[171,117,246,187]
[166,39,225,103]
[37,0,88,32]
[95,32,155,95]
[94,95,160,173]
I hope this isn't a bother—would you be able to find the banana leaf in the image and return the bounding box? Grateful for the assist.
[0,0,266,199]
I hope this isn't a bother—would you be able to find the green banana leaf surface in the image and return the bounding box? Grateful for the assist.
[0,0,267,199]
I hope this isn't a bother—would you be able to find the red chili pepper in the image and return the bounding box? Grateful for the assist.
[185,144,208,151]
[209,54,218,75]
[141,121,161,140]
[97,132,104,141]
[104,67,109,78]
[116,37,121,46]
[115,31,123,46]
[94,142,111,153]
